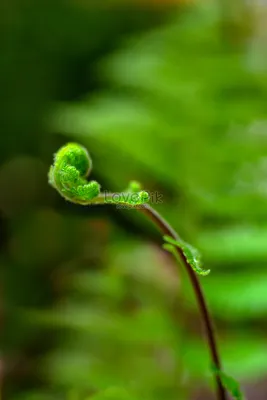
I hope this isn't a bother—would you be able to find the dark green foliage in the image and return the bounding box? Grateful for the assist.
[2,0,267,399]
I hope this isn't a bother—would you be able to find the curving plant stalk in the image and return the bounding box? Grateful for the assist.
[49,142,227,400]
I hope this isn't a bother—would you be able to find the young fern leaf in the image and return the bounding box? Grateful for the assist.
[49,142,101,204]
[104,189,150,206]
[163,235,210,276]
[49,143,149,207]
[125,180,142,193]
[212,367,245,400]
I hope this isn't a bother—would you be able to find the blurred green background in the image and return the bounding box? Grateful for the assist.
[1,0,267,399]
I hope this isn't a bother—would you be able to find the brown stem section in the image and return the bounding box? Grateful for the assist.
[140,204,226,400]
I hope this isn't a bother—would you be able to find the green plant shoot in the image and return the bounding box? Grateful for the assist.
[163,235,210,276]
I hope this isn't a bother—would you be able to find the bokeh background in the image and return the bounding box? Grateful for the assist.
[1,0,267,399]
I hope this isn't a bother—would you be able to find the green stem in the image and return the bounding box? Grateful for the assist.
[140,204,226,400]
[89,194,226,400]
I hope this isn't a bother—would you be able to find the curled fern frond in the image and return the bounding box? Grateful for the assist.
[163,235,210,276]
[49,143,149,207]
[49,142,101,204]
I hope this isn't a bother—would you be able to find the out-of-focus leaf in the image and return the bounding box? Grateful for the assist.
[212,367,245,400]
[182,335,267,382]
[197,225,267,265]
[202,272,267,320]
[89,387,137,400]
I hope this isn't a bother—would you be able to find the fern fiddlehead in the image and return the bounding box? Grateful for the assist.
[49,142,150,207]
[49,143,100,203]
[49,142,227,400]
